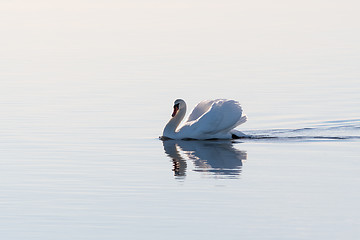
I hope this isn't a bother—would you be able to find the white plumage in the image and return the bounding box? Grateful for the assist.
[162,99,247,140]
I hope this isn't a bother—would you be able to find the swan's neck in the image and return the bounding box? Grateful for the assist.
[163,106,186,138]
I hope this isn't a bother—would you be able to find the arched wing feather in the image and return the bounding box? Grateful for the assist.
[186,100,215,122]
[181,99,245,137]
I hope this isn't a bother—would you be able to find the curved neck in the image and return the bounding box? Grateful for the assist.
[163,106,186,138]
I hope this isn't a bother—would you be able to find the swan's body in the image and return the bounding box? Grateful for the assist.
[162,99,247,140]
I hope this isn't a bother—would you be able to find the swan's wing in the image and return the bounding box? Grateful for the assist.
[181,99,246,137]
[186,100,216,122]
[197,100,244,134]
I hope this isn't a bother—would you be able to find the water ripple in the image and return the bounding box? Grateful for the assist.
[243,119,360,141]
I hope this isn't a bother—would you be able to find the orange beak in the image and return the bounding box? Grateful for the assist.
[172,105,179,117]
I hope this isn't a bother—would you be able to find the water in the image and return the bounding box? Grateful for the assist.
[1,0,360,239]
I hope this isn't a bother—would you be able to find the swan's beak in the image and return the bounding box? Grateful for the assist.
[172,105,179,117]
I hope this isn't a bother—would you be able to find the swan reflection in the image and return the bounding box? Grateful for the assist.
[162,140,247,179]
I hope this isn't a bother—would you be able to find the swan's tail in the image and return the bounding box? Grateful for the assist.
[236,115,247,126]
[229,115,248,138]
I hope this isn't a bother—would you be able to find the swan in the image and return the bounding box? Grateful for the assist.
[162,99,247,140]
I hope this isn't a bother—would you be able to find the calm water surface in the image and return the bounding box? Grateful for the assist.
[1,0,360,239]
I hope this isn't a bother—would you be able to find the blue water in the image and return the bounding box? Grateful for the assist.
[1,1,360,239]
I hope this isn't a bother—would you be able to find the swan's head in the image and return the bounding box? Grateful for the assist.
[172,99,186,117]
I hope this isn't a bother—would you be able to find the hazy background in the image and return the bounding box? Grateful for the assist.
[1,0,360,137]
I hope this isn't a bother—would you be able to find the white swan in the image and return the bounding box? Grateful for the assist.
[162,99,247,140]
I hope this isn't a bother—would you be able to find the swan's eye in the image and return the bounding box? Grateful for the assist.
[174,103,180,109]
